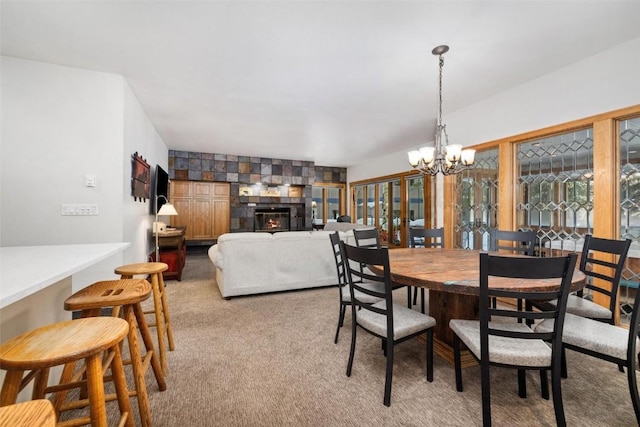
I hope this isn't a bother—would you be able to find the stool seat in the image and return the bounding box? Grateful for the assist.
[115,262,175,373]
[63,279,166,427]
[0,317,133,427]
[115,262,168,276]
[0,399,55,427]
[0,317,128,369]
[64,279,151,312]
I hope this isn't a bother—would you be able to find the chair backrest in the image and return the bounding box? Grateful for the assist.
[336,215,351,223]
[479,252,578,366]
[340,241,393,329]
[626,285,640,364]
[489,229,536,256]
[579,234,632,318]
[329,231,346,288]
[409,227,444,248]
[353,227,381,249]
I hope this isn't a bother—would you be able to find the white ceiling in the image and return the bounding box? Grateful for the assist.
[2,1,640,167]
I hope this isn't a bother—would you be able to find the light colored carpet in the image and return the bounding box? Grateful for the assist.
[129,253,637,426]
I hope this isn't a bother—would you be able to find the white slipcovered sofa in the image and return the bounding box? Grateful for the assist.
[208,224,371,298]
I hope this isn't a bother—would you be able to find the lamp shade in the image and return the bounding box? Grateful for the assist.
[157,203,178,216]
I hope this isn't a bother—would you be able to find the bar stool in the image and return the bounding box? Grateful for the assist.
[0,317,133,427]
[0,399,55,427]
[64,279,167,427]
[114,262,175,373]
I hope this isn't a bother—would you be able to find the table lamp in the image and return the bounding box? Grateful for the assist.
[155,195,178,262]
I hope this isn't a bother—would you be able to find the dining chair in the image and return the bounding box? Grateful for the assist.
[450,252,578,427]
[534,288,640,423]
[556,234,631,324]
[329,232,384,344]
[409,227,444,313]
[489,229,537,311]
[340,241,436,407]
[353,227,413,309]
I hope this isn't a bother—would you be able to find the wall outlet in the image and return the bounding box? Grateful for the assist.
[61,204,99,216]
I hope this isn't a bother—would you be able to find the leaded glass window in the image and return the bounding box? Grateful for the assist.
[454,148,499,250]
[516,129,594,253]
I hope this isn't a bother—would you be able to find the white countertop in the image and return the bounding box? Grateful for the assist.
[0,242,130,309]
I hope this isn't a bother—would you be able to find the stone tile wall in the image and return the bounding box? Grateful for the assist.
[168,150,345,233]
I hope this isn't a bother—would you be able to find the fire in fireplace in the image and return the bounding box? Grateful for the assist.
[254,208,291,232]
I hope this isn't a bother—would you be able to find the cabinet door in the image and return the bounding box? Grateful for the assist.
[172,180,192,197]
[213,199,230,238]
[193,182,213,198]
[192,198,214,239]
[171,198,192,239]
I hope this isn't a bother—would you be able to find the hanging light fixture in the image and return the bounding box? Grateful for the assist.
[408,45,475,176]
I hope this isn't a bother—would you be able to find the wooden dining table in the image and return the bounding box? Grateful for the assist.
[368,248,587,366]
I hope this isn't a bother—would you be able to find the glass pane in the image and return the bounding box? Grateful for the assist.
[312,186,323,224]
[620,116,640,312]
[378,183,389,245]
[391,180,401,246]
[366,184,376,226]
[355,186,364,224]
[327,187,340,221]
[407,176,425,244]
[454,149,499,250]
[516,128,594,254]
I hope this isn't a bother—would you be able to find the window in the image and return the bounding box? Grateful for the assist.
[312,183,346,224]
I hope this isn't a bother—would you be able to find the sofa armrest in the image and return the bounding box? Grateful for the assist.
[208,244,223,269]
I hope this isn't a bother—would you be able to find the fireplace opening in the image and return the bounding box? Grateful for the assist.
[254,208,291,232]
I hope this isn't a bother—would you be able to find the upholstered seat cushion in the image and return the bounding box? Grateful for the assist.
[547,295,612,320]
[449,319,552,367]
[341,283,385,304]
[535,313,640,361]
[357,301,435,340]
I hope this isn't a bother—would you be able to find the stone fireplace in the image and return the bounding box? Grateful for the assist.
[254,207,290,232]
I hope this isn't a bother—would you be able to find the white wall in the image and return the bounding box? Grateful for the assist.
[1,56,167,286]
[349,37,640,183]
[347,37,640,221]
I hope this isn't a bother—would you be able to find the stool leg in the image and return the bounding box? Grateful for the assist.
[122,305,153,427]
[133,302,167,391]
[85,352,108,427]
[149,273,168,372]
[109,343,134,427]
[157,274,175,351]
[0,370,24,406]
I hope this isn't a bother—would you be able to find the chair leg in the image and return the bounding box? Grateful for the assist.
[561,347,568,379]
[481,356,492,426]
[518,369,527,398]
[346,307,357,377]
[383,341,394,407]
[334,303,346,344]
[453,334,463,392]
[627,360,640,422]
[540,370,549,400]
[551,363,567,427]
[426,329,433,382]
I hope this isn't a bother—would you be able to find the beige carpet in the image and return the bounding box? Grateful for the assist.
[129,253,638,426]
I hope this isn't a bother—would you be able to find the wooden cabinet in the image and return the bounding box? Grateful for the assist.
[170,181,230,241]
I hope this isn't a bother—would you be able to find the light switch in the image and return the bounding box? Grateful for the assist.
[85,175,96,187]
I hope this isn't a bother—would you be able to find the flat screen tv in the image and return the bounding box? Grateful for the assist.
[153,165,169,214]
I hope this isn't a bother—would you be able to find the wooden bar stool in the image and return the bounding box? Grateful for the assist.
[64,279,167,427]
[0,317,133,427]
[0,399,55,427]
[114,262,175,373]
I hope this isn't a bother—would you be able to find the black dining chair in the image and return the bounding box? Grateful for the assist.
[353,228,412,309]
[341,241,436,407]
[409,227,444,313]
[329,231,384,344]
[535,285,640,423]
[489,229,537,311]
[450,252,577,427]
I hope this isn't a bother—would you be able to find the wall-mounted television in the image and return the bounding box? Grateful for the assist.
[153,165,169,214]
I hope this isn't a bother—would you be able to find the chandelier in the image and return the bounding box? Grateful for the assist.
[408,45,475,176]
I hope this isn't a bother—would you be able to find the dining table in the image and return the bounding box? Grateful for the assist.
[368,248,587,366]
